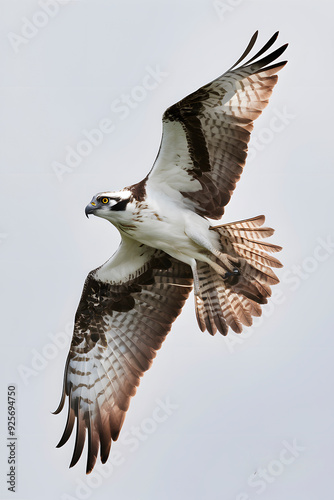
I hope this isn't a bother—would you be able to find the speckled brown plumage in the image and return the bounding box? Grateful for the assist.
[55,250,192,473]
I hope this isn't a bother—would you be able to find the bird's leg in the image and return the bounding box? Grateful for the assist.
[186,228,239,274]
[190,260,200,296]
[205,258,240,281]
[214,252,239,272]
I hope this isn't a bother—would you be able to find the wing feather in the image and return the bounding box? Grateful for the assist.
[146,32,287,219]
[55,237,193,473]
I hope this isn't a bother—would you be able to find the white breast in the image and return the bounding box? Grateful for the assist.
[124,187,216,265]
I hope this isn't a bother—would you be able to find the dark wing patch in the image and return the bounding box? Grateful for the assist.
[54,251,192,474]
[164,92,212,176]
[147,31,288,219]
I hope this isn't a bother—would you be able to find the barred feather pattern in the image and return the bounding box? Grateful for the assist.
[55,32,288,474]
[195,215,282,336]
[149,31,288,219]
[54,249,193,474]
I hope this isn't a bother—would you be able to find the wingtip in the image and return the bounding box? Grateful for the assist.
[250,30,259,44]
[52,398,65,415]
[100,440,112,464]
[86,458,97,475]
[56,419,74,448]
[100,453,109,465]
[69,454,80,469]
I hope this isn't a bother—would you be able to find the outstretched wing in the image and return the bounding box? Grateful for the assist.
[146,31,288,219]
[54,236,193,473]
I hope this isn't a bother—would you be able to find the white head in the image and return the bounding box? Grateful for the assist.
[85,189,134,224]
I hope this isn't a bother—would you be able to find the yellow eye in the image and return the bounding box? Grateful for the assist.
[101,197,109,204]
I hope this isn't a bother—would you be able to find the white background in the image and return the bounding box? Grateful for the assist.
[1,0,333,499]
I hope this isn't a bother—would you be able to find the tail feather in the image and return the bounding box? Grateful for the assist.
[195,287,228,336]
[195,215,282,336]
[225,289,253,327]
[229,292,254,327]
[253,278,273,298]
[233,244,282,268]
[217,214,265,228]
[233,238,282,253]
[219,287,243,333]
[232,275,271,300]
[217,217,276,239]
[246,298,262,317]
[239,259,279,285]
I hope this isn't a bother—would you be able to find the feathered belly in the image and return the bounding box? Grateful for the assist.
[119,208,216,265]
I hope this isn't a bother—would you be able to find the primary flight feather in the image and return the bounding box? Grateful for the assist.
[55,31,288,473]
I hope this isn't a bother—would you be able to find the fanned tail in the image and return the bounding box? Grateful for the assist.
[195,215,282,336]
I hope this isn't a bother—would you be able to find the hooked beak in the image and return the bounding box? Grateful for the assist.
[85,202,96,218]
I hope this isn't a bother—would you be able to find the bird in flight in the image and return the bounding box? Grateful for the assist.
[55,31,287,473]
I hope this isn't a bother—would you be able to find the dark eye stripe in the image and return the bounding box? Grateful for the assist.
[110,199,130,211]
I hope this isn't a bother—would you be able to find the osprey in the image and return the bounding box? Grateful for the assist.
[55,31,287,473]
